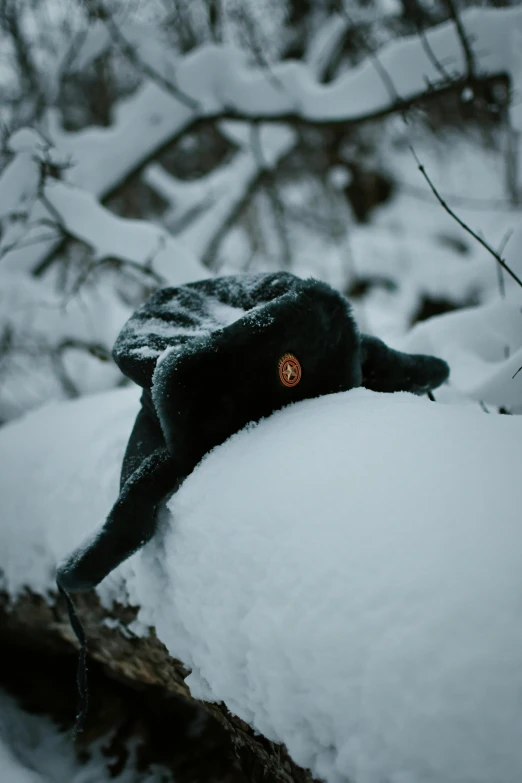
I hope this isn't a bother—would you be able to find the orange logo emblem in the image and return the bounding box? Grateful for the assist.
[278,353,302,387]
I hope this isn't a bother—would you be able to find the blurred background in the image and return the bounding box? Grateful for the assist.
[1,0,521,424]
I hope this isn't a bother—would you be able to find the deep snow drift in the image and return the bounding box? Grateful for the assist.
[1,386,522,783]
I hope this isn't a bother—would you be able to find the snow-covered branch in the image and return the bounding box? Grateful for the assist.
[41,178,205,285]
[2,6,520,275]
[0,127,205,284]
[443,0,477,81]
[55,6,522,190]
[142,16,347,266]
[143,124,296,264]
[74,6,520,127]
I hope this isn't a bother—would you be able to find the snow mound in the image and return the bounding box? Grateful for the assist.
[1,388,522,783]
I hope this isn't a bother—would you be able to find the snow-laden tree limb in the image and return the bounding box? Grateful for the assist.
[0,128,206,285]
[141,17,347,265]
[54,6,522,189]
[3,6,520,275]
[41,178,206,285]
[70,6,521,127]
[143,123,296,262]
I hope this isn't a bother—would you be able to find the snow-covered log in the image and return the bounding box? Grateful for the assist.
[1,387,522,783]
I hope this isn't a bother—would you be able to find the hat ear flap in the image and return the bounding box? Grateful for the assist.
[360,334,449,394]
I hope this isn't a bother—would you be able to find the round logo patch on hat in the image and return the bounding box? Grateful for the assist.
[278,353,302,387]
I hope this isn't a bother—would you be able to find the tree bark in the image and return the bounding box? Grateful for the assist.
[0,588,317,783]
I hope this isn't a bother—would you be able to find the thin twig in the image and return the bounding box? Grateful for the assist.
[235,2,296,102]
[417,25,454,84]
[403,0,454,84]
[335,1,404,112]
[51,338,112,397]
[397,180,520,211]
[0,0,46,119]
[207,0,222,44]
[250,123,292,269]
[92,1,200,111]
[250,124,292,269]
[39,189,67,228]
[37,178,165,295]
[57,337,111,361]
[443,0,476,80]
[59,255,163,309]
[0,232,61,260]
[409,145,522,289]
[496,228,513,299]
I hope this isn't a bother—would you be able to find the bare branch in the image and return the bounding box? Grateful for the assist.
[403,0,454,83]
[56,337,111,362]
[0,0,45,117]
[207,0,223,44]
[92,1,200,111]
[409,145,522,289]
[9,5,517,282]
[335,1,404,111]
[418,27,454,84]
[0,231,61,260]
[443,0,476,81]
[495,228,513,299]
[249,124,292,269]
[51,338,111,398]
[234,3,295,102]
[396,180,520,211]
[50,350,80,398]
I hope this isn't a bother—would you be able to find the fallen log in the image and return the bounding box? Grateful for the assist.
[0,587,314,783]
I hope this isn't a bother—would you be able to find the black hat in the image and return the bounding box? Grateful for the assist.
[58,272,449,594]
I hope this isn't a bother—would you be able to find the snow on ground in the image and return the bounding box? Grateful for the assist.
[349,129,522,338]
[1,385,522,783]
[397,298,522,411]
[0,689,167,783]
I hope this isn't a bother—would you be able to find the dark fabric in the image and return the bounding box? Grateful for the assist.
[120,393,165,489]
[360,334,451,394]
[112,271,302,390]
[57,447,181,592]
[149,275,362,464]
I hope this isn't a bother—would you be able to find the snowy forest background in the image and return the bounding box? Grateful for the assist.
[1,0,522,782]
